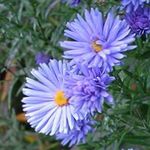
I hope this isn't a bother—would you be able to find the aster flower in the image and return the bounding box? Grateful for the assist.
[22,59,84,135]
[121,0,150,12]
[35,52,50,65]
[65,64,114,116]
[56,118,94,147]
[125,6,150,36]
[62,0,80,7]
[61,8,136,72]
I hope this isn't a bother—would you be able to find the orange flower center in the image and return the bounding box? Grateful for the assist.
[54,90,68,106]
[92,41,102,52]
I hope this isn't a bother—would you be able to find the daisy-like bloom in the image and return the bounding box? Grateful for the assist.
[35,52,50,65]
[22,59,84,135]
[121,0,150,12]
[56,118,94,147]
[61,8,136,72]
[65,64,114,116]
[62,0,80,7]
[125,6,150,36]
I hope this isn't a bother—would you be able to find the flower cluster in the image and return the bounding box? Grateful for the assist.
[22,7,139,147]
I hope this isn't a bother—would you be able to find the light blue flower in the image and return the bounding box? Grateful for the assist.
[22,59,84,136]
[65,64,115,116]
[61,8,136,72]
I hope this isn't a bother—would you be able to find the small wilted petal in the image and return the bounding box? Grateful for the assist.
[71,0,80,6]
[61,0,80,7]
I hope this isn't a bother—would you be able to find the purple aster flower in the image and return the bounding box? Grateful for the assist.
[22,59,84,135]
[125,6,150,35]
[35,52,50,65]
[62,0,80,7]
[61,8,136,72]
[121,0,150,13]
[56,118,94,147]
[65,64,115,116]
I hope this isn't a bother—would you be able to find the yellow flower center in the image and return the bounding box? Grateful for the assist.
[92,41,102,52]
[54,90,68,106]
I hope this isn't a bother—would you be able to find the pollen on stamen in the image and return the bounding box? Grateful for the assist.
[55,90,68,106]
[92,41,102,53]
